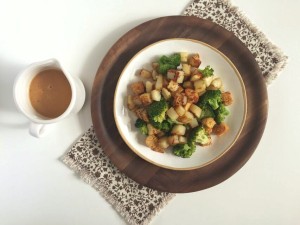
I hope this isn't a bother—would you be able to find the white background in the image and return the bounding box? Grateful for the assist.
[1,0,299,224]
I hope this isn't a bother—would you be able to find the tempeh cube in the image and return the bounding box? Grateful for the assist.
[130,82,145,95]
[139,93,152,106]
[167,80,179,92]
[188,53,201,67]
[140,69,152,78]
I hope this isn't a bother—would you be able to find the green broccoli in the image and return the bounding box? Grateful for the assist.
[134,119,148,135]
[172,143,196,158]
[188,126,211,146]
[199,65,214,77]
[158,53,181,75]
[198,103,215,120]
[150,118,173,133]
[215,103,230,124]
[160,119,173,132]
[147,99,168,123]
[198,90,222,110]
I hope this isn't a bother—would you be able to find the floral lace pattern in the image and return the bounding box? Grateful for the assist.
[63,1,287,225]
[183,0,287,84]
[64,127,175,225]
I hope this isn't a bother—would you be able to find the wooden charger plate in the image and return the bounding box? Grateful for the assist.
[91,16,268,193]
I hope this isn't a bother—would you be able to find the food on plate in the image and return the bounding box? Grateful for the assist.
[127,52,233,158]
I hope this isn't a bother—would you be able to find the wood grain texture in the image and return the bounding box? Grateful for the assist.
[91,16,268,193]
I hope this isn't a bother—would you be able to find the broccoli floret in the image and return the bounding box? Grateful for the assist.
[158,53,181,75]
[134,119,148,135]
[199,90,222,110]
[198,103,215,120]
[188,126,211,146]
[160,120,173,132]
[199,65,214,77]
[147,99,168,123]
[150,118,173,133]
[215,103,230,124]
[172,143,196,158]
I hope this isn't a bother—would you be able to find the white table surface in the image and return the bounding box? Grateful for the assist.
[1,0,299,224]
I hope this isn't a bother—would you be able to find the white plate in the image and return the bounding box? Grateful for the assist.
[114,38,247,170]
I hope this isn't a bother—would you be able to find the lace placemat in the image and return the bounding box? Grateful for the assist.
[63,1,287,225]
[184,0,287,84]
[64,127,174,225]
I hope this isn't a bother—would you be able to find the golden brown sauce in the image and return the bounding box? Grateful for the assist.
[29,69,72,118]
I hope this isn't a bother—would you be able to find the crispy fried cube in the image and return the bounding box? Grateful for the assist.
[130,82,145,95]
